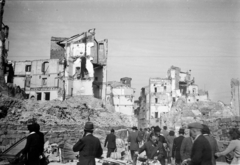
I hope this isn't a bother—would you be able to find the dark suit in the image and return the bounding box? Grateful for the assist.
[104,133,116,158]
[156,134,167,159]
[128,131,139,165]
[190,135,212,165]
[73,134,103,165]
[172,135,184,164]
[180,137,193,161]
[203,135,219,165]
[22,132,41,165]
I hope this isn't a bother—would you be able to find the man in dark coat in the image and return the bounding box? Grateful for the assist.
[180,136,193,161]
[186,122,212,165]
[22,123,41,165]
[104,129,116,158]
[172,128,185,165]
[128,126,139,165]
[138,132,165,161]
[73,122,103,165]
[202,124,219,165]
[154,126,168,165]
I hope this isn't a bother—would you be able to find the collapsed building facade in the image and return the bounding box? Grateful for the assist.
[12,30,108,101]
[138,66,209,128]
[106,77,135,116]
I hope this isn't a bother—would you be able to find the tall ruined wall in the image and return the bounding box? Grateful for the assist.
[231,78,240,116]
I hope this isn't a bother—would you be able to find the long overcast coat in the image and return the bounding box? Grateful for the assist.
[73,134,103,165]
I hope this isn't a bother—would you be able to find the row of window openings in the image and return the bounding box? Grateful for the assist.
[25,62,49,73]
[25,78,48,87]
[154,86,167,93]
[26,92,50,101]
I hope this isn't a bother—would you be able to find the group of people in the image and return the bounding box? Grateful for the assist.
[22,120,240,165]
[123,122,240,165]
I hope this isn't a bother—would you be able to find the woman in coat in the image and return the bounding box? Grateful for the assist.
[215,128,240,165]
[165,131,175,164]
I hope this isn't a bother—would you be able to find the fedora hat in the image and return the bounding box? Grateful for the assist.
[84,122,94,131]
[179,128,185,134]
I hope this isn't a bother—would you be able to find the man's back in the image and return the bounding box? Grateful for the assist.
[105,133,116,149]
[203,135,219,165]
[180,137,193,160]
[128,131,139,151]
[190,135,212,165]
[73,134,103,165]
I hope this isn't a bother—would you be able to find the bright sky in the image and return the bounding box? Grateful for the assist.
[4,0,240,103]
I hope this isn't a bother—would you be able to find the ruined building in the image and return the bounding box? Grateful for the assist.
[106,77,135,116]
[231,78,240,116]
[138,66,209,127]
[13,59,63,100]
[12,30,108,101]
[50,30,108,101]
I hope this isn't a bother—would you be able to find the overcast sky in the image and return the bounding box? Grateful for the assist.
[4,0,240,103]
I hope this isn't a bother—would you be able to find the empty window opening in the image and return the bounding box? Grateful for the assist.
[164,86,167,91]
[25,94,30,99]
[37,93,42,101]
[155,87,157,93]
[155,98,158,103]
[42,62,49,74]
[25,77,31,87]
[99,43,104,50]
[42,78,47,86]
[95,77,98,81]
[173,97,176,102]
[155,112,158,118]
[196,99,199,102]
[44,92,50,101]
[25,65,31,72]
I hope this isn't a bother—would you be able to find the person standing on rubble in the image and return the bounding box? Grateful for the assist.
[73,122,103,165]
[104,129,116,158]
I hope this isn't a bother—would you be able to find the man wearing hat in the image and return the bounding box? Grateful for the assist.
[127,126,139,165]
[202,124,219,165]
[154,126,168,165]
[73,122,103,165]
[104,129,116,158]
[185,122,212,165]
[172,128,185,165]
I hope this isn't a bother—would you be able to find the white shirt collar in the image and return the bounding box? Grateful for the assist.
[29,132,35,135]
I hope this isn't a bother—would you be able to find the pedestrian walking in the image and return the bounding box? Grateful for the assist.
[165,130,175,164]
[162,126,169,138]
[127,126,140,165]
[215,128,240,165]
[104,129,116,158]
[185,122,212,165]
[202,124,219,165]
[180,136,193,162]
[21,122,41,165]
[172,128,185,165]
[73,122,103,165]
[154,126,167,165]
[138,128,145,146]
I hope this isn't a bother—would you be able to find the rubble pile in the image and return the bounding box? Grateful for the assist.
[0,95,134,128]
[0,94,134,152]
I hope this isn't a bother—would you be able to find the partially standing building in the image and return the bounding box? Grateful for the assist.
[13,59,64,100]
